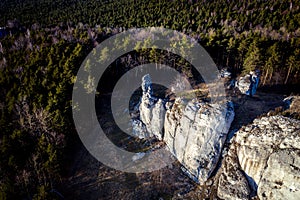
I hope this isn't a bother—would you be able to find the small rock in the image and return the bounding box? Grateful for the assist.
[236,70,260,96]
[132,152,145,162]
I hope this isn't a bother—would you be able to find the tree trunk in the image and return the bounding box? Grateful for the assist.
[268,70,273,82]
[284,65,292,85]
[263,68,268,86]
[226,52,230,67]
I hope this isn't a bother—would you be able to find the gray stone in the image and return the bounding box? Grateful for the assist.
[258,149,300,200]
[217,156,250,200]
[219,115,300,199]
[236,71,260,96]
[164,100,235,183]
[131,119,150,139]
[138,74,165,139]
[150,99,166,140]
[132,74,235,183]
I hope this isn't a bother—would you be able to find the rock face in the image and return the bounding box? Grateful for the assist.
[132,75,300,199]
[164,99,234,183]
[217,155,251,200]
[134,74,166,140]
[218,115,300,199]
[236,71,260,96]
[132,74,235,183]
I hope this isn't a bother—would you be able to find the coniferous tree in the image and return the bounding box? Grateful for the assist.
[242,41,261,74]
[285,49,300,84]
[263,43,280,85]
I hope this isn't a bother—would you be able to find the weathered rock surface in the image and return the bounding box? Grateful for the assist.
[219,68,232,78]
[164,99,234,183]
[259,149,300,200]
[283,96,300,119]
[218,115,300,199]
[132,119,149,139]
[217,154,250,200]
[133,74,166,139]
[132,74,235,183]
[236,71,260,96]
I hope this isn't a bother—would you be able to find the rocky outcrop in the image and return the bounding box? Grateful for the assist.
[132,74,300,199]
[132,74,235,183]
[132,74,166,139]
[259,149,300,199]
[164,98,234,183]
[236,71,260,96]
[218,115,300,199]
[283,96,300,119]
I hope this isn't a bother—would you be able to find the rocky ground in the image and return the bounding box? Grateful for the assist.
[63,146,194,200]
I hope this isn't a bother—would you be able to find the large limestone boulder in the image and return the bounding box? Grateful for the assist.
[218,115,300,199]
[258,149,300,200]
[164,99,235,183]
[132,74,235,183]
[236,115,300,199]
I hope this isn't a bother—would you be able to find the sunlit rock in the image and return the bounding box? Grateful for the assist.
[218,115,300,199]
[132,74,235,183]
[164,99,234,183]
[236,70,260,96]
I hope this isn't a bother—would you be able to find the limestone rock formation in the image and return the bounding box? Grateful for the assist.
[236,71,260,96]
[258,149,300,200]
[219,68,232,78]
[135,74,166,140]
[132,74,235,183]
[218,115,300,199]
[164,99,235,183]
[131,119,149,139]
